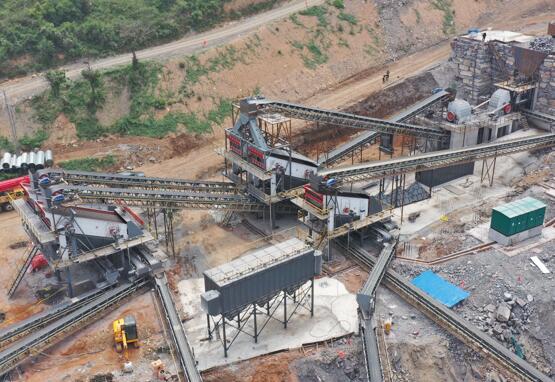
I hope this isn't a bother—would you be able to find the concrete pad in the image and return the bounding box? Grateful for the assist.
[177,277,358,371]
[469,223,555,256]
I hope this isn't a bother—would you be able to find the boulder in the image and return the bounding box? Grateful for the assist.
[496,303,511,322]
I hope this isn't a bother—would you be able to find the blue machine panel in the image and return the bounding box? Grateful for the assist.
[411,270,469,308]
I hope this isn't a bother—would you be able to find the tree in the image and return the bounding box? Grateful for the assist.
[81,68,102,109]
[45,70,66,97]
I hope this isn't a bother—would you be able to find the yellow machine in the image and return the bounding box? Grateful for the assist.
[0,187,24,212]
[113,316,139,358]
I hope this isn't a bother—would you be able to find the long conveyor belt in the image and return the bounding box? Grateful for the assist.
[55,184,265,211]
[0,279,149,376]
[252,99,449,139]
[39,169,242,194]
[154,274,203,382]
[319,133,555,183]
[335,240,552,382]
[0,283,115,348]
[357,242,397,316]
[319,91,451,166]
[356,243,397,382]
[360,318,382,382]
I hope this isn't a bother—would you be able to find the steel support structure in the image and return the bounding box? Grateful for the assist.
[41,169,242,194]
[319,133,555,183]
[206,279,314,358]
[256,100,449,140]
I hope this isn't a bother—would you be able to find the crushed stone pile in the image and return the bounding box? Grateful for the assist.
[529,37,554,53]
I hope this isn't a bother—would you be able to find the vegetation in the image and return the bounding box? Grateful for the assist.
[414,8,422,24]
[59,155,117,172]
[430,0,456,35]
[0,0,282,78]
[299,6,329,28]
[0,136,14,152]
[338,12,357,25]
[19,130,49,150]
[329,0,345,10]
[30,59,231,141]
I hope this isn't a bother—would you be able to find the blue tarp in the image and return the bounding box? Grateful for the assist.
[411,270,470,308]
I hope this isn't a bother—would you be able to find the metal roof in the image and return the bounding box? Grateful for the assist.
[493,197,546,218]
[412,270,470,308]
[204,238,311,287]
[463,30,534,44]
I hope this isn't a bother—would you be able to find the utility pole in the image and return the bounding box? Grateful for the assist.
[2,90,19,153]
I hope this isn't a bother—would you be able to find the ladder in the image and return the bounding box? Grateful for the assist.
[7,246,38,299]
[520,116,530,131]
[220,210,234,226]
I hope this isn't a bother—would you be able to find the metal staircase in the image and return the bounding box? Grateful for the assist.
[7,246,38,298]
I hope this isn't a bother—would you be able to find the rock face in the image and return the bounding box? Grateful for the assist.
[496,303,511,322]
[450,36,554,116]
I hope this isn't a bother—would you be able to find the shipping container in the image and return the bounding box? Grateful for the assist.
[490,197,546,236]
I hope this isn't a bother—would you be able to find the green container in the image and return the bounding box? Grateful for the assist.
[490,197,546,237]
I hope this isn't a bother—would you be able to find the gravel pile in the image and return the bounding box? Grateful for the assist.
[529,37,554,53]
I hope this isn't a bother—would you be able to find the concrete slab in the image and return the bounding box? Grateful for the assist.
[469,222,555,256]
[178,277,358,371]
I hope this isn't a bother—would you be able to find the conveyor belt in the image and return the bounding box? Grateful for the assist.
[253,99,449,139]
[0,279,148,376]
[360,318,382,382]
[522,109,555,127]
[56,184,265,211]
[155,274,203,382]
[335,240,552,382]
[356,243,396,382]
[39,169,241,194]
[387,90,449,123]
[317,91,450,166]
[357,243,397,320]
[0,283,114,348]
[319,133,555,183]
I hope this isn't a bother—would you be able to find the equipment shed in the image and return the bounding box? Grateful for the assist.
[490,197,546,237]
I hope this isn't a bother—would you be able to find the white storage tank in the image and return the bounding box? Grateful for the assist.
[45,150,53,167]
[446,99,472,123]
[20,152,28,170]
[2,153,11,170]
[36,151,45,170]
[28,152,36,170]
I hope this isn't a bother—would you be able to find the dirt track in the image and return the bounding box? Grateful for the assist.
[0,0,324,103]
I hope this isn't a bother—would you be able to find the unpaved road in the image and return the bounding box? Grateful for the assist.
[0,0,324,103]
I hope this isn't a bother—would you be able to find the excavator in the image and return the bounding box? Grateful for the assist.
[113,316,139,359]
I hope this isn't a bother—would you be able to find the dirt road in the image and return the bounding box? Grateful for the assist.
[0,0,324,103]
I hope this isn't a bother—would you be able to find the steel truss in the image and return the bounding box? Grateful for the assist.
[57,184,265,212]
[41,169,242,194]
[206,278,315,357]
[255,100,449,140]
[319,133,555,183]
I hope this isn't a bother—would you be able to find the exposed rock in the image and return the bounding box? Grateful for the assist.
[496,303,511,322]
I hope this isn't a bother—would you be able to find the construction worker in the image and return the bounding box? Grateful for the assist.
[482,32,487,42]
[383,70,390,83]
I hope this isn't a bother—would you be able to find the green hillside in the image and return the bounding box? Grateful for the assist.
[0,0,278,78]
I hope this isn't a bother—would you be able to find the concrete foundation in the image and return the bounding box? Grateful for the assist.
[488,225,543,246]
[178,277,358,371]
